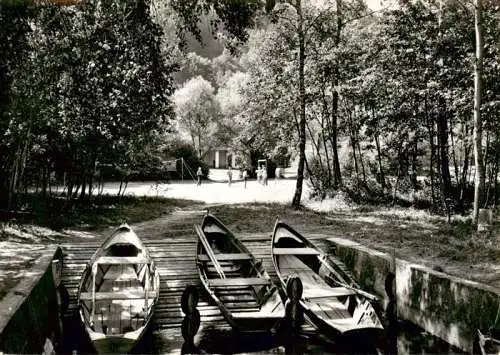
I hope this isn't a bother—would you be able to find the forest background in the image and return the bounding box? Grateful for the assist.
[0,0,499,227]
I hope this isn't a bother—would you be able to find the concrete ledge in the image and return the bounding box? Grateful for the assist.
[327,237,500,353]
[0,245,63,354]
[328,237,393,304]
[396,260,500,353]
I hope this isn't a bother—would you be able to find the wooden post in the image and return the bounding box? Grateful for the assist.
[144,264,149,312]
[91,264,97,324]
[477,208,492,233]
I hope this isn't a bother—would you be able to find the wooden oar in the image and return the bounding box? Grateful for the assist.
[195,224,225,279]
[319,255,379,302]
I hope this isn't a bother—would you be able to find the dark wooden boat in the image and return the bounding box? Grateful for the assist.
[77,224,160,353]
[195,214,285,331]
[271,220,383,342]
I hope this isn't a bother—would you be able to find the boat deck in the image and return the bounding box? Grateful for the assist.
[59,210,341,353]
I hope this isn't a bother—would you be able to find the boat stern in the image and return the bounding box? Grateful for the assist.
[232,291,286,332]
[92,336,137,354]
[232,313,285,332]
[338,326,385,352]
[87,326,145,354]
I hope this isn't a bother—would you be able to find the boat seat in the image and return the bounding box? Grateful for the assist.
[273,247,320,255]
[80,290,157,301]
[198,253,253,261]
[303,287,356,300]
[208,277,270,287]
[96,256,151,265]
[102,266,139,281]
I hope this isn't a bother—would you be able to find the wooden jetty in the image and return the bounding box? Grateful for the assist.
[59,210,333,353]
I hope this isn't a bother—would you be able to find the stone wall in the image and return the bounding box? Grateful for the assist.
[0,246,63,354]
[396,260,500,352]
[327,237,500,353]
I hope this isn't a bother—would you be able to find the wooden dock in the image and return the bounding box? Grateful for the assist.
[59,210,333,353]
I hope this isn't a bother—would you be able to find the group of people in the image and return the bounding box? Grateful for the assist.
[195,165,267,187]
[256,165,268,185]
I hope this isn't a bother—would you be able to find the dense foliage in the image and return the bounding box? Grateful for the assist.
[2,0,500,221]
[234,0,500,215]
[0,0,257,208]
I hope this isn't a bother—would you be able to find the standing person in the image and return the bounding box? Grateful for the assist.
[262,166,268,186]
[196,166,203,186]
[257,166,262,184]
[243,168,248,188]
[227,166,233,186]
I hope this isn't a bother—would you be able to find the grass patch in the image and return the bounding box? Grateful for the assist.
[207,203,327,234]
[3,193,200,231]
[450,219,474,240]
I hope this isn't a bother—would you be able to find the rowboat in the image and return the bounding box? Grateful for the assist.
[195,214,285,331]
[77,224,160,353]
[271,220,383,344]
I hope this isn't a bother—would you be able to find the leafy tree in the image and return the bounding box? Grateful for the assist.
[173,76,219,158]
[6,0,176,203]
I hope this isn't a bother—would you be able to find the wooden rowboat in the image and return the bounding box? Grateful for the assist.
[77,224,160,353]
[195,214,285,331]
[271,220,383,343]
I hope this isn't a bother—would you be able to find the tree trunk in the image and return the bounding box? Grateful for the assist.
[42,166,48,197]
[67,174,74,201]
[484,161,494,207]
[357,138,366,185]
[472,0,485,225]
[8,154,20,210]
[350,131,359,184]
[427,114,436,205]
[322,132,332,187]
[437,98,452,199]
[291,0,306,209]
[118,179,124,197]
[449,119,460,198]
[198,128,202,160]
[80,173,86,200]
[459,124,471,207]
[494,159,499,207]
[329,94,342,187]
[304,155,322,197]
[331,0,343,188]
[320,88,333,185]
[306,120,323,168]
[411,136,418,190]
[374,133,386,189]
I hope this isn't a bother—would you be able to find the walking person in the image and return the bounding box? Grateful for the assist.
[196,166,203,186]
[262,166,268,186]
[227,166,233,187]
[243,168,248,188]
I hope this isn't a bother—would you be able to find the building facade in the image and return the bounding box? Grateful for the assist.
[204,149,236,169]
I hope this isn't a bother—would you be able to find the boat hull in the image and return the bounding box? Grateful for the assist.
[196,214,285,333]
[271,220,384,347]
[200,275,284,333]
[301,303,383,342]
[77,224,160,354]
[92,336,137,354]
[224,311,284,332]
